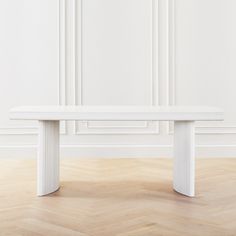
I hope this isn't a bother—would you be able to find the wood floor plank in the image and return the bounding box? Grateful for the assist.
[0,158,236,236]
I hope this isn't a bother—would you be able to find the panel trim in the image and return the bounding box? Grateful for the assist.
[86,121,148,129]
[0,0,67,135]
[1,144,236,158]
[73,0,160,135]
[167,0,232,135]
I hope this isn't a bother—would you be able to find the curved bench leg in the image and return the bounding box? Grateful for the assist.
[173,121,195,197]
[37,120,60,196]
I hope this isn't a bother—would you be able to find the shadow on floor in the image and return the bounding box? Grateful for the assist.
[47,180,192,202]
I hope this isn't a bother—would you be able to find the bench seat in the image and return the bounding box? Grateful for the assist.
[9,106,224,197]
[10,106,223,121]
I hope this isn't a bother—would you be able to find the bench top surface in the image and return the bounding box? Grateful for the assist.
[9,106,224,121]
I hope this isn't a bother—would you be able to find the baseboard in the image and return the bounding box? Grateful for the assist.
[0,144,236,158]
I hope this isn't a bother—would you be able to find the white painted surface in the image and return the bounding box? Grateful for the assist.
[10,106,223,121]
[38,121,60,196]
[13,107,208,196]
[173,121,195,197]
[0,0,235,157]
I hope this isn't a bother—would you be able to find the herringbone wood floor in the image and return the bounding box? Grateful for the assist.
[0,158,236,236]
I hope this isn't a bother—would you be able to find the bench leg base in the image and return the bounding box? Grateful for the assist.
[173,121,195,197]
[37,120,60,196]
[36,120,195,197]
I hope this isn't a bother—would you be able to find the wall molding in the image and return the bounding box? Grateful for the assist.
[167,0,234,135]
[0,0,67,135]
[71,0,160,135]
[1,144,236,158]
[0,126,38,135]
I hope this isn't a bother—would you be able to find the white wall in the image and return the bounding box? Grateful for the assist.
[0,0,235,158]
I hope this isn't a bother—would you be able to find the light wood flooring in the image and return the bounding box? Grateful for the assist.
[0,158,236,236]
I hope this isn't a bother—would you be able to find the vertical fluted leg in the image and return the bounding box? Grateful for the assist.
[173,121,195,197]
[38,120,60,196]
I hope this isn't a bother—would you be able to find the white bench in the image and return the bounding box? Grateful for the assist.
[10,106,223,197]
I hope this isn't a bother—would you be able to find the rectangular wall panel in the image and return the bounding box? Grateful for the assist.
[75,0,159,134]
[170,0,236,135]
